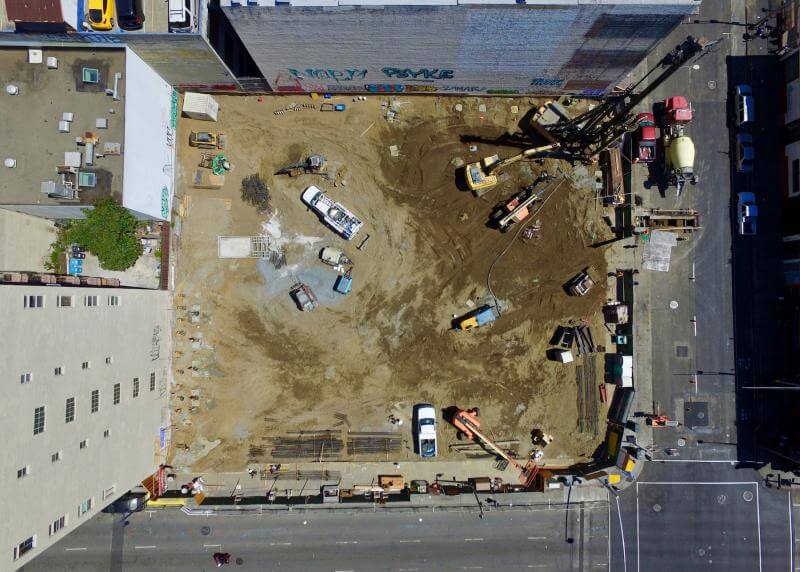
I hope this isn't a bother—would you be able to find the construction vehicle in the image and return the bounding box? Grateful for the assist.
[451,408,539,488]
[632,113,656,164]
[659,96,693,127]
[566,269,595,296]
[275,155,326,177]
[464,143,558,196]
[290,282,318,312]
[634,209,701,233]
[333,269,353,295]
[490,186,542,231]
[645,414,680,428]
[189,131,226,149]
[456,305,498,330]
[663,132,697,196]
[301,185,363,240]
[199,152,232,176]
[320,246,351,267]
[600,147,624,206]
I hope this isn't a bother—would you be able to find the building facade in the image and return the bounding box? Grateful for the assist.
[0,285,170,569]
[220,0,700,96]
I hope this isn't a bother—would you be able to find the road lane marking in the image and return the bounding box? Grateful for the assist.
[270,542,292,546]
[463,567,483,570]
[134,545,156,549]
[756,485,763,572]
[203,544,221,548]
[527,566,548,569]
[399,539,421,543]
[464,538,484,542]
[528,536,547,540]
[336,541,358,545]
[65,547,87,551]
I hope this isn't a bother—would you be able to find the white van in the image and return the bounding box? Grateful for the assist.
[168,0,193,29]
[735,84,755,126]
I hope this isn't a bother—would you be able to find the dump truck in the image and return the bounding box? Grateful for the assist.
[290,282,318,311]
[456,305,498,330]
[302,186,363,240]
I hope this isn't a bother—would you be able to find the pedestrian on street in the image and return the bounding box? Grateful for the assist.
[248,468,257,478]
[213,552,231,567]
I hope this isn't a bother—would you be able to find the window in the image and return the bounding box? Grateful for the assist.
[149,372,156,391]
[20,372,32,384]
[65,397,75,423]
[107,295,120,306]
[84,295,98,307]
[13,536,35,560]
[793,159,800,198]
[33,406,45,435]
[133,378,140,398]
[78,498,93,516]
[54,366,64,376]
[56,296,74,307]
[17,466,30,479]
[102,485,116,500]
[105,356,113,365]
[82,361,91,370]
[51,451,62,463]
[23,295,44,308]
[103,429,111,438]
[90,390,99,413]
[79,439,88,450]
[113,383,120,405]
[49,516,66,536]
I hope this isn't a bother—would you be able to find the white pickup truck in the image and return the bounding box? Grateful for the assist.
[301,186,363,240]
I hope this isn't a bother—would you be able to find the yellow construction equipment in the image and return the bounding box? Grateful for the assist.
[464,143,558,196]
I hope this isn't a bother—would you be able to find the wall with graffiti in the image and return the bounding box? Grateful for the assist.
[222,3,696,95]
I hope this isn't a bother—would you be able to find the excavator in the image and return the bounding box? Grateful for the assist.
[463,36,715,195]
[451,408,540,489]
[465,143,557,196]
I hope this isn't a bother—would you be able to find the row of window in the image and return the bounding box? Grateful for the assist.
[33,373,157,435]
[18,431,114,478]
[21,358,116,383]
[23,294,121,309]
[13,495,100,561]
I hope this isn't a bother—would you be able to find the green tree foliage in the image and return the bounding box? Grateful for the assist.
[57,199,143,271]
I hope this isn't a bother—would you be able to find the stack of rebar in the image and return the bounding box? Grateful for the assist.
[574,324,596,355]
[346,432,402,456]
[266,431,343,460]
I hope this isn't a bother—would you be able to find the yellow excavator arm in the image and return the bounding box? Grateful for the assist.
[465,143,558,196]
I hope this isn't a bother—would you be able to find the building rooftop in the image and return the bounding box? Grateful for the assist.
[0,47,126,207]
[5,0,63,23]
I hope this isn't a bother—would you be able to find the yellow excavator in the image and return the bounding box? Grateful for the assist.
[465,143,558,196]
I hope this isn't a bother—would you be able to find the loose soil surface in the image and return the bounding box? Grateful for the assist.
[171,95,613,472]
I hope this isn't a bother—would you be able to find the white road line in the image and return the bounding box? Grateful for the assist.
[635,484,640,572]
[790,490,794,572]
[203,544,221,548]
[756,484,763,572]
[615,494,627,572]
[652,459,739,464]
[134,545,156,549]
[527,566,548,569]
[463,567,483,570]
[528,536,547,540]
[637,481,758,485]
[336,541,358,545]
[65,547,87,551]
[464,538,484,542]
[399,539,421,543]
[270,542,292,546]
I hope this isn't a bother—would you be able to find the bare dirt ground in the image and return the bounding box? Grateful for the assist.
[170,95,614,472]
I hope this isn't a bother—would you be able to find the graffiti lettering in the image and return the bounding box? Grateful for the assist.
[440,86,484,93]
[403,85,437,93]
[580,88,607,96]
[365,84,405,93]
[323,84,362,93]
[151,326,161,362]
[288,68,368,83]
[530,78,565,87]
[486,89,520,95]
[382,67,454,80]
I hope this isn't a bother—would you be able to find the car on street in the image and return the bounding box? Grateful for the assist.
[737,192,758,236]
[87,0,115,30]
[102,491,148,514]
[735,132,754,173]
[734,84,755,126]
[414,404,437,458]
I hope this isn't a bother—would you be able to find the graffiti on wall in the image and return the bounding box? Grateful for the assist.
[530,78,565,88]
[440,86,484,93]
[365,84,406,93]
[382,67,454,80]
[287,68,368,83]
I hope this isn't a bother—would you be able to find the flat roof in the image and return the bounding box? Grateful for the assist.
[223,0,698,5]
[6,0,63,23]
[0,47,126,206]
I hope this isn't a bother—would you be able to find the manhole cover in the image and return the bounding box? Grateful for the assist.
[678,438,687,447]
[717,494,727,504]
[708,80,717,90]
[698,548,706,556]
[669,300,679,309]
[653,504,662,512]
[676,345,689,358]
[201,526,211,536]
[743,491,754,502]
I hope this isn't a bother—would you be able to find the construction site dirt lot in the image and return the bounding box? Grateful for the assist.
[171,95,614,473]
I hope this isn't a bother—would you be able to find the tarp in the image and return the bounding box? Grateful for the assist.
[642,230,678,272]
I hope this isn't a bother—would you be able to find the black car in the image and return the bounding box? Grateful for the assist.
[116,0,144,31]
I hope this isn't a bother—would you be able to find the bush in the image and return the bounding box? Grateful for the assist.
[241,174,272,215]
[51,199,143,271]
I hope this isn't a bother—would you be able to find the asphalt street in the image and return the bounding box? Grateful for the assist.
[22,502,610,572]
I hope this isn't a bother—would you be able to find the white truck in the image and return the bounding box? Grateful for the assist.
[301,186,363,240]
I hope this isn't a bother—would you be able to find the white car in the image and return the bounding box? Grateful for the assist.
[414,404,437,458]
[737,192,757,236]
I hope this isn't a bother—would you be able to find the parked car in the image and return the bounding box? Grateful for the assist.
[414,404,437,458]
[102,491,148,514]
[116,0,144,30]
[734,84,755,126]
[87,0,115,30]
[737,192,758,236]
[735,133,754,173]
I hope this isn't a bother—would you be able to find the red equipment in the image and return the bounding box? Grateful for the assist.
[662,96,693,126]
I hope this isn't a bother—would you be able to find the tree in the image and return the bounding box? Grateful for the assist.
[63,199,143,271]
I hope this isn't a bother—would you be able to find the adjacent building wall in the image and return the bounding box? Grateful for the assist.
[0,285,170,570]
[221,1,699,95]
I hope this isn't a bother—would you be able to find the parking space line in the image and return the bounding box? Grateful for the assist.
[134,545,156,549]
[399,539,421,543]
[756,484,763,572]
[464,538,484,542]
[528,536,547,540]
[65,547,87,551]
[203,544,221,548]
